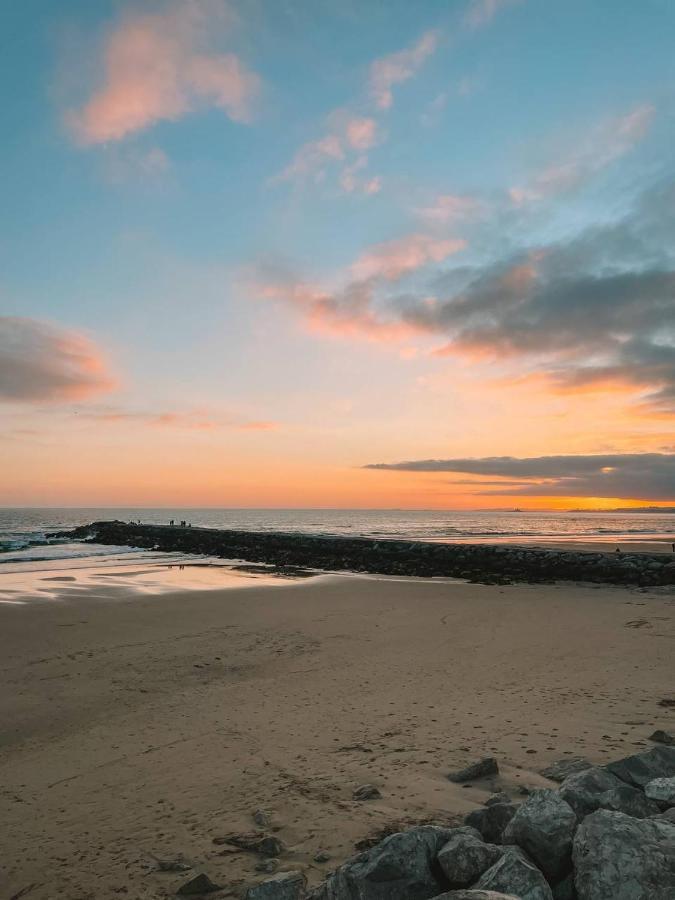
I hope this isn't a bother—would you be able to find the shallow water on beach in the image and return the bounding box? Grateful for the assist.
[0,553,306,605]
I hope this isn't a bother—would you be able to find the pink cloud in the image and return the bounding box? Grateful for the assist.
[254,234,466,342]
[68,1,260,145]
[350,234,466,282]
[369,31,439,110]
[346,117,378,150]
[0,317,115,403]
[510,104,656,205]
[363,176,382,195]
[416,193,483,224]
[464,0,521,29]
[259,280,418,343]
[339,156,382,195]
[278,134,344,183]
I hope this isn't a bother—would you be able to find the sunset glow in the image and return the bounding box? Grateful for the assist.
[1,0,674,508]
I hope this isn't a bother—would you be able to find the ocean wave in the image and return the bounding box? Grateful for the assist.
[0,543,144,565]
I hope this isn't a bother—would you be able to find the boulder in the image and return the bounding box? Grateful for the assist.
[465,803,518,844]
[448,758,499,783]
[177,873,221,895]
[551,873,575,900]
[649,729,674,746]
[247,871,306,900]
[605,744,675,788]
[475,847,553,900]
[651,806,675,824]
[432,892,519,899]
[573,809,675,899]
[484,793,510,807]
[558,767,624,820]
[307,825,455,900]
[539,759,592,783]
[352,785,381,801]
[596,783,660,818]
[437,831,502,887]
[645,776,675,807]
[502,789,576,881]
[213,832,284,857]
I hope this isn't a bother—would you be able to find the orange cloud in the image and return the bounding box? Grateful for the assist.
[68,1,260,145]
[81,408,279,432]
[369,31,439,110]
[350,234,466,282]
[0,317,115,403]
[259,280,418,343]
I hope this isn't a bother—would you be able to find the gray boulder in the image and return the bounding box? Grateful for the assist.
[645,776,675,807]
[307,825,454,900]
[432,892,519,899]
[551,873,576,900]
[475,847,553,900]
[247,872,306,900]
[649,729,674,746]
[352,785,381,801]
[484,793,510,807]
[597,783,660,818]
[177,873,221,895]
[437,831,502,887]
[502,789,576,881]
[573,809,675,899]
[465,803,518,844]
[651,806,675,823]
[558,767,624,820]
[605,744,675,788]
[448,758,499,783]
[540,758,592,783]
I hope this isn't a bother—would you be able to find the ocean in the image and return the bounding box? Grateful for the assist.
[1,506,674,569]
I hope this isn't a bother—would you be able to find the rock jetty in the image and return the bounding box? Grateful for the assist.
[55,520,675,586]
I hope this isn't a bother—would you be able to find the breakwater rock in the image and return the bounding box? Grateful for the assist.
[55,521,675,586]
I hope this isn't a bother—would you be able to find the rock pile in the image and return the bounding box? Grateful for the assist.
[235,745,675,900]
[55,521,675,586]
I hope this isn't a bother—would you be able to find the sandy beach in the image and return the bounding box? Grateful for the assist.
[1,568,674,899]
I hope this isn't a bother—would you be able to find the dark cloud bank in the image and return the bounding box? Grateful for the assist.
[365,453,675,501]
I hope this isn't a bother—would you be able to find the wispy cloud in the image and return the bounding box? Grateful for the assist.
[350,234,466,282]
[368,30,439,110]
[416,193,484,224]
[365,453,675,501]
[277,29,436,191]
[257,278,418,342]
[278,134,344,183]
[254,232,466,341]
[80,407,278,431]
[67,0,260,145]
[0,317,115,403]
[464,0,521,30]
[509,104,655,205]
[346,117,379,151]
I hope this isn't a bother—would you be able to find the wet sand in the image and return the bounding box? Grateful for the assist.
[1,569,673,899]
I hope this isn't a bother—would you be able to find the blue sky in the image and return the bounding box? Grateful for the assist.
[1,0,674,506]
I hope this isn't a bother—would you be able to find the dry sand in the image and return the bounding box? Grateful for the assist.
[1,569,674,899]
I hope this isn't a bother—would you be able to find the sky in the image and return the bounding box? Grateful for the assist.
[1,0,674,509]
